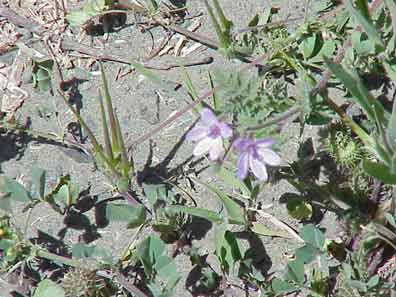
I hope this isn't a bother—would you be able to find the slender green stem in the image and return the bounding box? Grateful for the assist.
[35,248,84,268]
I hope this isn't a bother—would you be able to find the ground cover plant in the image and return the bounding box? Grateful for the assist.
[1,0,396,296]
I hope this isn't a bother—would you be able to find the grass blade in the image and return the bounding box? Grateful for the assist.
[98,90,113,160]
[99,63,120,154]
[324,57,385,123]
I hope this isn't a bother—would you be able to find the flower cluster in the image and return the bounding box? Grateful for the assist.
[186,108,281,182]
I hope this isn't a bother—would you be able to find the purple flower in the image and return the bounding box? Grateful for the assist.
[186,108,232,160]
[234,137,281,182]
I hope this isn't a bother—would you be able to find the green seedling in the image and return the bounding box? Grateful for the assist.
[204,0,234,58]
[67,0,116,27]
[61,64,132,192]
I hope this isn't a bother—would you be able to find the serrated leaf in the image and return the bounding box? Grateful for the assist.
[105,203,146,228]
[345,0,384,49]
[299,224,325,250]
[33,279,65,297]
[167,205,223,223]
[363,160,396,184]
[193,178,246,225]
[0,176,31,203]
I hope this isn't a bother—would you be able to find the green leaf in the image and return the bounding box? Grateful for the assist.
[385,213,396,228]
[271,278,297,295]
[345,0,384,49]
[285,259,305,284]
[286,199,312,220]
[295,245,318,264]
[384,0,396,48]
[347,280,367,292]
[300,35,321,60]
[105,203,146,228]
[193,178,246,225]
[136,235,165,276]
[31,166,46,199]
[155,255,180,289]
[136,234,180,290]
[33,279,65,297]
[130,61,178,94]
[310,39,336,63]
[386,98,396,151]
[148,0,159,11]
[213,165,251,198]
[250,222,292,239]
[354,0,370,20]
[367,275,379,289]
[143,183,168,208]
[0,176,31,203]
[214,225,241,274]
[299,224,325,250]
[72,243,113,264]
[363,160,396,184]
[66,11,91,26]
[167,205,223,223]
[324,57,385,124]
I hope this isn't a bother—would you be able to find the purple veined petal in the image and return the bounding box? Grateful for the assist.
[186,126,208,142]
[200,108,218,125]
[233,137,252,152]
[208,137,224,160]
[255,138,274,149]
[249,155,268,181]
[236,152,249,180]
[218,122,233,139]
[257,148,281,166]
[193,137,213,156]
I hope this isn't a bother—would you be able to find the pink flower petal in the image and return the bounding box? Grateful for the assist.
[219,122,232,139]
[257,148,281,166]
[193,137,213,156]
[249,156,268,181]
[208,137,223,160]
[237,152,249,180]
[255,138,274,148]
[234,138,252,152]
[186,126,208,142]
[200,108,218,125]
